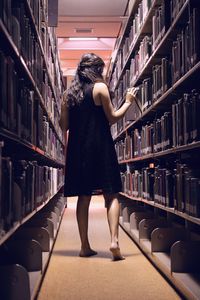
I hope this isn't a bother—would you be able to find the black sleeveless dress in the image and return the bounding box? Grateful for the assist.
[64,83,122,197]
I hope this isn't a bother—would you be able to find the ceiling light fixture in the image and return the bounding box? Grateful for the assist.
[69,37,98,41]
[75,28,93,33]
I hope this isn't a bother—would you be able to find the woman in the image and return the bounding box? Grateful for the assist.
[60,53,137,260]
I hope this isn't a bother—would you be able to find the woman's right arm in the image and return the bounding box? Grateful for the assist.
[59,93,69,132]
[93,82,138,125]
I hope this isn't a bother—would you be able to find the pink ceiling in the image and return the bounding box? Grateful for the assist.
[57,17,122,38]
[58,38,116,51]
[56,0,129,79]
[58,0,128,16]
[59,47,112,76]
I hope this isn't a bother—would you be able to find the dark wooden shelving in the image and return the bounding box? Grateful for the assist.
[114,59,200,142]
[120,192,200,226]
[108,0,141,81]
[0,4,66,299]
[0,20,65,148]
[0,128,65,167]
[24,0,62,115]
[119,141,200,164]
[113,0,162,91]
[0,184,64,247]
[48,27,65,89]
[0,19,20,57]
[130,0,190,87]
[119,153,153,164]
[29,197,66,300]
[111,0,190,93]
[119,217,200,300]
[112,1,200,298]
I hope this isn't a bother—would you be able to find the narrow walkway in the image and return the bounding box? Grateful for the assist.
[38,196,180,300]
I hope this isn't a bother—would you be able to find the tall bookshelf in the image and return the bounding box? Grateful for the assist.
[0,1,66,299]
[109,0,200,299]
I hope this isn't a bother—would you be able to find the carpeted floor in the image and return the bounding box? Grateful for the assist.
[37,196,180,300]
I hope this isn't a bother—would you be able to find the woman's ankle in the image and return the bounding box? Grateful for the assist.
[81,244,91,250]
[110,239,119,249]
[79,248,97,257]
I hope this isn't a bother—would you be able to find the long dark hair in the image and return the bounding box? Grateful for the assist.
[65,53,105,107]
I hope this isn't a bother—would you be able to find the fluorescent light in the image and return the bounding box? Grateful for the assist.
[69,37,98,41]
[75,28,93,33]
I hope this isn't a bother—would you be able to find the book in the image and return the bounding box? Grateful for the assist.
[1,0,12,34]
[152,1,171,51]
[191,90,200,141]
[1,157,13,231]
[137,77,152,111]
[11,15,21,51]
[34,101,44,150]
[0,142,4,235]
[152,57,171,101]
[191,8,200,66]
[172,8,200,84]
[0,51,8,128]
[170,0,187,23]
[142,167,154,200]
[132,170,142,198]
[172,90,200,147]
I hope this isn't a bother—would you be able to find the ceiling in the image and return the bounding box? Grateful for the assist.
[56,0,129,80]
[58,0,129,16]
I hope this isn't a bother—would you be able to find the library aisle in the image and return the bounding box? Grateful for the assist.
[1,0,200,299]
[37,196,180,300]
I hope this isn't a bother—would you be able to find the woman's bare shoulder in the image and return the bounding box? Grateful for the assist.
[93,82,109,95]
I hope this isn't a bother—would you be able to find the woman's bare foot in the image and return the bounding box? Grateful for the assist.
[79,248,98,257]
[110,243,125,261]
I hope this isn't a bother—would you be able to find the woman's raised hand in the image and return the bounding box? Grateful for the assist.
[125,87,139,104]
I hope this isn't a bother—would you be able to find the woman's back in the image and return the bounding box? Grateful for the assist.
[64,83,122,197]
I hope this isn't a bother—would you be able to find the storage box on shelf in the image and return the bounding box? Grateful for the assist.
[110,0,200,298]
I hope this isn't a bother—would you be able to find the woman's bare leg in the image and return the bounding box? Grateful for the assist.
[103,193,124,260]
[76,195,97,257]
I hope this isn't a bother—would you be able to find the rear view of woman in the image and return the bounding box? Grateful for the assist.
[60,53,137,260]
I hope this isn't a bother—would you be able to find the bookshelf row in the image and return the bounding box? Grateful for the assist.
[110,0,200,298]
[47,26,66,90]
[107,0,141,80]
[120,192,200,226]
[110,0,199,122]
[0,21,65,151]
[114,84,200,165]
[118,140,200,164]
[110,0,191,93]
[111,0,159,91]
[0,129,65,167]
[0,184,64,248]
[0,2,65,147]
[112,60,200,142]
[0,144,64,246]
[0,193,66,300]
[112,0,189,91]
[120,160,200,219]
[119,198,200,300]
[0,2,66,289]
[24,0,64,113]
